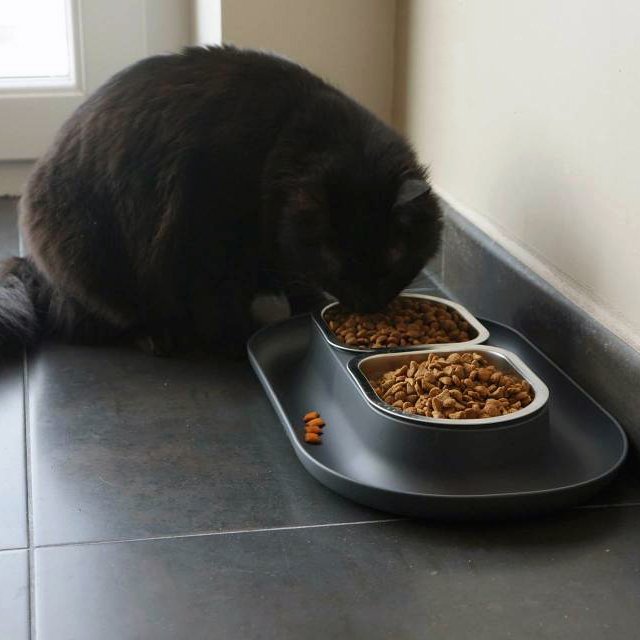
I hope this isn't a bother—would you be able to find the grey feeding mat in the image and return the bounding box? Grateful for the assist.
[248,315,627,521]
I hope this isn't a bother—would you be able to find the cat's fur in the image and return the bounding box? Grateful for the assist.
[0,46,441,355]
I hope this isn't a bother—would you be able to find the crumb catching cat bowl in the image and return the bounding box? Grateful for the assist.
[315,293,490,354]
[248,314,627,520]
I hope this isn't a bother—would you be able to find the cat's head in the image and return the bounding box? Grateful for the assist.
[276,165,442,312]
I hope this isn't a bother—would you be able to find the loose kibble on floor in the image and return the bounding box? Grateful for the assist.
[324,298,473,349]
[369,352,534,419]
[303,411,320,422]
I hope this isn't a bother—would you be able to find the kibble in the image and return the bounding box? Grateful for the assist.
[305,424,323,434]
[369,352,534,420]
[303,410,326,444]
[325,297,472,350]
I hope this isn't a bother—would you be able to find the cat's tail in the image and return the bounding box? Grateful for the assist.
[0,256,131,354]
[0,256,50,353]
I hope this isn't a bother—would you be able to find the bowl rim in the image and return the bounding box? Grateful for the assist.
[347,344,550,429]
[315,292,491,354]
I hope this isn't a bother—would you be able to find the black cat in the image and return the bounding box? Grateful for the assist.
[0,45,441,355]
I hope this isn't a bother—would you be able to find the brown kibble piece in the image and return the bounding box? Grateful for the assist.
[306,417,325,428]
[305,424,323,434]
[484,404,500,417]
[303,411,319,422]
[304,432,322,444]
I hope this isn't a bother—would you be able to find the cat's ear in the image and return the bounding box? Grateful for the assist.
[393,179,430,209]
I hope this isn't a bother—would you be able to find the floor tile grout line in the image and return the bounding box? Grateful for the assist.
[23,347,36,640]
[28,500,640,553]
[34,517,408,551]
[18,209,36,640]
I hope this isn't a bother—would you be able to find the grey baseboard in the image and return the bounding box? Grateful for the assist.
[426,197,640,452]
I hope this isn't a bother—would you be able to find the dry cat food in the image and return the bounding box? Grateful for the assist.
[303,410,326,444]
[369,352,534,420]
[324,298,472,349]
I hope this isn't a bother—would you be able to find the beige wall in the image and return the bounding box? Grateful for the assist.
[221,0,397,123]
[395,0,640,350]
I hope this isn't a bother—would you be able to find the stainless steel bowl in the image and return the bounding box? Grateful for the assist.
[348,344,549,429]
[315,293,490,354]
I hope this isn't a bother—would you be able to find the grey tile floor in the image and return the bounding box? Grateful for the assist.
[1,198,639,639]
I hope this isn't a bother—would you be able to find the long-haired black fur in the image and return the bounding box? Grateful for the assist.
[0,45,442,356]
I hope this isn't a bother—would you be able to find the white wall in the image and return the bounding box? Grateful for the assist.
[395,0,640,350]
[221,0,397,123]
[192,0,221,46]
